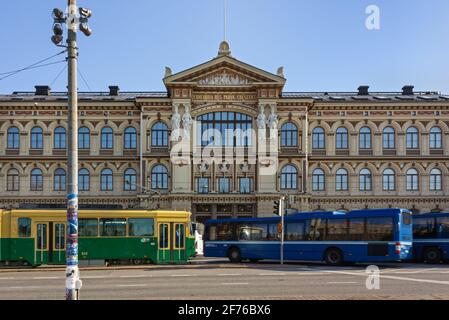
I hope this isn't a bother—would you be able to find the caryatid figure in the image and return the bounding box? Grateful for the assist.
[268,105,279,140]
[182,105,193,140]
[171,104,181,141]
[257,105,267,140]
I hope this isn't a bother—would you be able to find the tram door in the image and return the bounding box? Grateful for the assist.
[158,222,186,263]
[35,222,66,265]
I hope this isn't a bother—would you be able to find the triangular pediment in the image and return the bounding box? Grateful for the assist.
[164,49,286,89]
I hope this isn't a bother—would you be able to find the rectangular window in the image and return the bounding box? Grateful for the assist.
[218,177,230,193]
[436,217,449,238]
[413,218,436,239]
[239,178,252,194]
[174,223,185,249]
[37,224,47,249]
[306,219,326,241]
[79,219,98,237]
[215,223,236,241]
[366,217,394,241]
[159,223,169,249]
[100,218,126,237]
[249,224,268,241]
[196,178,210,194]
[326,219,349,241]
[348,218,365,241]
[207,224,217,241]
[286,223,305,241]
[128,218,154,236]
[18,218,31,238]
[55,223,65,249]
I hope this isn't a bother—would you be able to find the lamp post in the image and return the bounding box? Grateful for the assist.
[51,0,92,300]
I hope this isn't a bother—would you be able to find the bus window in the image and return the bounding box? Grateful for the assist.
[348,218,365,241]
[327,219,349,241]
[18,218,31,237]
[207,225,217,241]
[436,217,449,238]
[267,223,280,241]
[128,218,154,236]
[79,219,98,237]
[307,219,326,241]
[286,223,305,241]
[250,224,268,241]
[216,223,236,241]
[366,217,394,241]
[100,218,126,237]
[237,225,251,241]
[413,218,436,239]
[402,212,411,225]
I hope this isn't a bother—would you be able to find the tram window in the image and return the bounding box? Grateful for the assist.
[327,219,349,241]
[128,218,154,236]
[79,219,98,237]
[55,223,65,249]
[413,218,436,239]
[18,218,31,237]
[436,217,449,238]
[286,223,305,241]
[366,217,394,241]
[100,218,126,237]
[348,218,365,241]
[159,224,169,249]
[174,224,185,249]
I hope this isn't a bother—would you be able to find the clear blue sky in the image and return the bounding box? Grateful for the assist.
[0,0,448,94]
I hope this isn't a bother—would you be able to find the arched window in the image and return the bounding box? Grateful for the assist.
[382,169,396,191]
[280,165,297,190]
[406,127,419,149]
[124,127,137,149]
[101,127,113,149]
[359,127,372,149]
[7,168,20,191]
[100,168,113,191]
[78,127,90,149]
[280,122,298,147]
[54,168,66,191]
[383,127,395,149]
[335,168,349,191]
[359,168,372,191]
[312,127,325,149]
[196,112,252,147]
[312,168,325,191]
[430,168,442,191]
[54,127,66,149]
[30,127,43,149]
[406,168,419,191]
[335,127,348,149]
[151,165,168,190]
[78,168,90,191]
[151,122,169,147]
[429,127,442,149]
[7,127,20,149]
[124,168,137,191]
[30,168,43,191]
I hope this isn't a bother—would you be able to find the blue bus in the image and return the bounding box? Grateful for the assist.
[204,208,413,265]
[413,213,449,264]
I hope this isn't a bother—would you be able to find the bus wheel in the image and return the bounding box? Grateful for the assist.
[228,247,242,263]
[325,248,343,266]
[423,248,442,264]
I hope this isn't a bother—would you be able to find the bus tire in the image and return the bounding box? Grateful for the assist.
[228,247,242,263]
[324,248,343,266]
[423,247,442,264]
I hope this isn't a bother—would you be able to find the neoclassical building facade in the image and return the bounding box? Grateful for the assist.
[1,42,449,222]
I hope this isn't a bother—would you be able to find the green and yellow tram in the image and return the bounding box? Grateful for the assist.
[0,209,196,266]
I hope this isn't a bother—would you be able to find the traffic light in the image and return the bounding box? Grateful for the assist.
[273,200,280,215]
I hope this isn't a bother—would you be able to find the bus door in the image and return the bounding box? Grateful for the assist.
[51,222,66,264]
[35,222,49,265]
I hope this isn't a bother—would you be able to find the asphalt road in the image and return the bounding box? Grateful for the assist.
[0,261,449,300]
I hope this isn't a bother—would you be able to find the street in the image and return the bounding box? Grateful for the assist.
[0,259,449,300]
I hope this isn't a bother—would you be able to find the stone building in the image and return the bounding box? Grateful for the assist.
[1,42,448,222]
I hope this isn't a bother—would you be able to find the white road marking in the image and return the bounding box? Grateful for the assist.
[221,282,249,285]
[327,281,358,284]
[83,276,106,279]
[116,284,147,287]
[0,277,14,280]
[119,275,150,278]
[33,276,60,280]
[258,273,288,276]
[217,274,242,276]
[8,286,39,289]
[170,274,196,277]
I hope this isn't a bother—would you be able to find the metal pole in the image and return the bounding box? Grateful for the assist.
[66,0,81,300]
[280,197,284,265]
